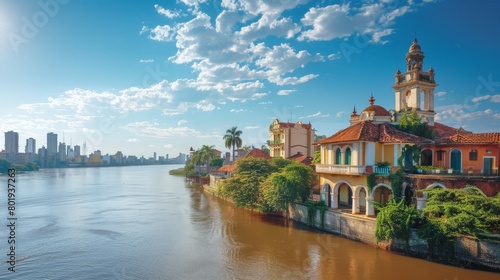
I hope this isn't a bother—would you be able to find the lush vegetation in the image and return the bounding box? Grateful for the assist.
[217,157,315,214]
[418,188,500,256]
[0,158,39,173]
[397,109,433,139]
[375,199,419,251]
[375,187,500,258]
[169,168,186,176]
[189,145,217,174]
[209,157,224,167]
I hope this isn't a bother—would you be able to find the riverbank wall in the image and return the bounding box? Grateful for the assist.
[290,203,500,272]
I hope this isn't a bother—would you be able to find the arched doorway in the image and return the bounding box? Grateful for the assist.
[374,185,392,206]
[450,149,462,172]
[338,183,352,208]
[420,149,433,166]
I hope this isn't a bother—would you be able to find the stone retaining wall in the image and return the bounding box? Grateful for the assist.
[290,203,500,271]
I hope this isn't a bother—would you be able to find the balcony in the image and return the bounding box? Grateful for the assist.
[267,139,283,146]
[374,166,391,174]
[316,164,367,175]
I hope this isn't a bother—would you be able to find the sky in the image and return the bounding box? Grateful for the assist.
[0,0,499,158]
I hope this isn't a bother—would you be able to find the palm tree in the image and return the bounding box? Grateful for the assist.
[199,145,216,174]
[189,150,202,174]
[223,126,243,162]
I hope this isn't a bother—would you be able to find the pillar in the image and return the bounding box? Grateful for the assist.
[331,189,338,209]
[416,197,427,210]
[352,194,360,214]
[366,197,375,217]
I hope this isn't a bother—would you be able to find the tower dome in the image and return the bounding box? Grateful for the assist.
[409,38,422,53]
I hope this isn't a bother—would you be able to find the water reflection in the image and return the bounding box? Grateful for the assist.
[188,187,498,280]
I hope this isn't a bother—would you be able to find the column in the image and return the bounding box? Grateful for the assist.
[366,197,375,217]
[352,193,360,214]
[331,189,338,209]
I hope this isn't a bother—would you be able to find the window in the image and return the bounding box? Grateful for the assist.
[335,148,342,164]
[344,148,351,165]
[469,149,478,161]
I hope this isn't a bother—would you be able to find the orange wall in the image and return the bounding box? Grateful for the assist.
[426,144,499,171]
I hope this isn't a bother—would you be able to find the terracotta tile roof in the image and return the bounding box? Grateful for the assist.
[435,132,500,144]
[218,165,236,172]
[361,105,391,116]
[314,121,431,145]
[242,148,272,160]
[378,123,433,144]
[287,152,313,165]
[429,122,471,138]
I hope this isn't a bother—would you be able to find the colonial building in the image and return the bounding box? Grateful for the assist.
[315,39,500,216]
[268,119,314,158]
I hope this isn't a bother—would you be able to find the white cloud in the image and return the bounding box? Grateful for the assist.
[149,25,176,42]
[164,144,174,148]
[472,95,491,102]
[139,59,154,63]
[230,108,247,113]
[123,121,204,138]
[244,125,260,129]
[127,138,140,142]
[299,2,416,43]
[177,119,188,126]
[155,5,181,19]
[259,101,272,104]
[436,91,447,97]
[336,111,347,118]
[491,94,500,102]
[299,111,330,119]
[277,89,296,96]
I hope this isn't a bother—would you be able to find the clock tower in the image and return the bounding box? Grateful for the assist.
[393,38,438,125]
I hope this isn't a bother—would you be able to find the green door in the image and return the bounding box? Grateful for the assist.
[483,158,493,175]
[450,150,461,172]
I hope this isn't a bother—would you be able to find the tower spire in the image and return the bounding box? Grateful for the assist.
[369,94,375,106]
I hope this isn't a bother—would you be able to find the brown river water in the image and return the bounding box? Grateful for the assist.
[1,165,497,279]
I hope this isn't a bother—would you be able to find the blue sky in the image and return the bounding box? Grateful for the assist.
[0,0,499,158]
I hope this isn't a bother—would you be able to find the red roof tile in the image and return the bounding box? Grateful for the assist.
[218,165,236,172]
[314,121,431,145]
[361,105,391,116]
[242,148,272,160]
[429,122,471,138]
[435,132,500,144]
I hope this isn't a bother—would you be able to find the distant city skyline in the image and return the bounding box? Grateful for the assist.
[0,0,499,157]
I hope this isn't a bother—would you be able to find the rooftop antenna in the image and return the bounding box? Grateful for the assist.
[290,108,293,123]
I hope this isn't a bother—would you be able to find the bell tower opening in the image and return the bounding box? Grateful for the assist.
[393,38,438,125]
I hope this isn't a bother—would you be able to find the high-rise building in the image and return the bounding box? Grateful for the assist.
[47,132,58,156]
[5,131,19,154]
[38,146,47,167]
[58,142,66,162]
[25,137,36,162]
[74,145,81,156]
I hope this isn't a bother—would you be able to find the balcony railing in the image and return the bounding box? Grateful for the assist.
[374,166,391,174]
[267,139,283,146]
[316,164,367,175]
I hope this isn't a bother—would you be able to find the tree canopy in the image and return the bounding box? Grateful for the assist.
[223,126,243,162]
[218,157,315,214]
[398,109,433,139]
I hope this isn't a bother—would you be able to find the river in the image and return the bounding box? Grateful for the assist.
[0,165,497,279]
